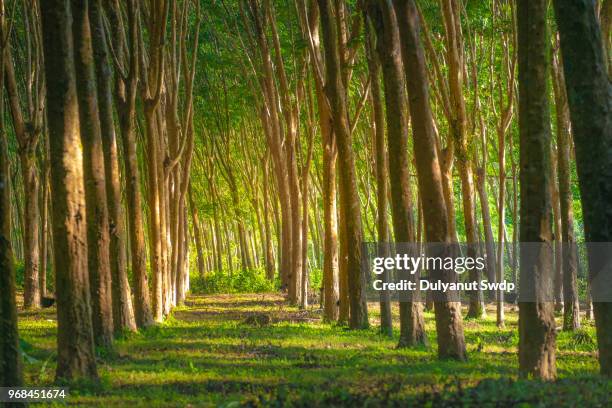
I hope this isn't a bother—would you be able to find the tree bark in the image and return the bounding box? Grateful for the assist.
[41,0,98,380]
[90,0,136,334]
[72,0,114,347]
[550,148,564,312]
[364,8,392,337]
[0,2,23,384]
[189,186,206,278]
[318,0,368,329]
[262,154,276,280]
[106,0,154,328]
[393,0,467,361]
[475,167,496,294]
[370,0,426,346]
[551,46,580,331]
[249,0,293,293]
[517,0,557,380]
[5,45,41,310]
[265,0,302,304]
[440,0,484,319]
[553,0,612,376]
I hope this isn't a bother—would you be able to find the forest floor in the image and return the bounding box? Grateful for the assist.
[18,293,612,407]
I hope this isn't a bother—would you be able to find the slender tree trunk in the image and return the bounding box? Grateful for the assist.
[175,198,186,305]
[475,168,496,295]
[0,4,23,384]
[249,1,293,292]
[20,152,40,309]
[337,193,350,323]
[517,0,557,380]
[41,0,98,380]
[600,0,611,77]
[189,186,206,277]
[371,1,426,346]
[318,0,368,329]
[5,52,41,309]
[40,155,49,299]
[144,106,164,321]
[90,0,136,333]
[550,149,564,312]
[553,0,612,376]
[393,0,467,361]
[107,0,154,328]
[496,127,506,327]
[72,0,114,347]
[263,155,276,280]
[365,10,392,336]
[440,0,483,319]
[551,47,580,331]
[301,1,340,321]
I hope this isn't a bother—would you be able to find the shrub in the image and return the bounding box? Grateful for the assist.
[190,268,278,294]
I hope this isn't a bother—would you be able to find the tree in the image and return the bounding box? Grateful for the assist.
[297,0,340,322]
[40,0,98,380]
[393,0,466,360]
[248,0,294,297]
[318,0,368,329]
[106,0,154,328]
[265,0,303,304]
[0,0,23,387]
[370,0,426,347]
[139,0,169,321]
[439,0,484,319]
[553,0,612,376]
[517,0,556,380]
[72,0,114,347]
[364,3,392,336]
[4,3,44,310]
[90,0,136,333]
[550,42,579,331]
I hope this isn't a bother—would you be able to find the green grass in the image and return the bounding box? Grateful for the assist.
[17,294,611,407]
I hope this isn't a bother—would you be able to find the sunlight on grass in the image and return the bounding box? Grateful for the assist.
[18,293,609,407]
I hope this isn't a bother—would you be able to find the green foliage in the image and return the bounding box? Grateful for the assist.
[190,268,278,294]
[15,260,25,288]
[309,268,323,293]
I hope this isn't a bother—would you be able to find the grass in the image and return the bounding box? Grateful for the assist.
[17,293,611,407]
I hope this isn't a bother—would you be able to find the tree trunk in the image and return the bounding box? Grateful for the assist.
[318,0,368,329]
[393,0,467,361]
[249,1,293,292]
[90,0,136,334]
[5,54,41,309]
[365,9,392,337]
[475,167,496,297]
[41,0,98,380]
[517,0,557,380]
[496,128,507,327]
[107,0,154,328]
[551,46,580,331]
[0,6,23,384]
[440,0,483,319]
[550,149,564,312]
[72,0,114,347]
[553,0,612,376]
[337,191,350,324]
[189,186,206,278]
[371,1,426,346]
[263,155,276,280]
[20,152,40,309]
[40,161,49,299]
